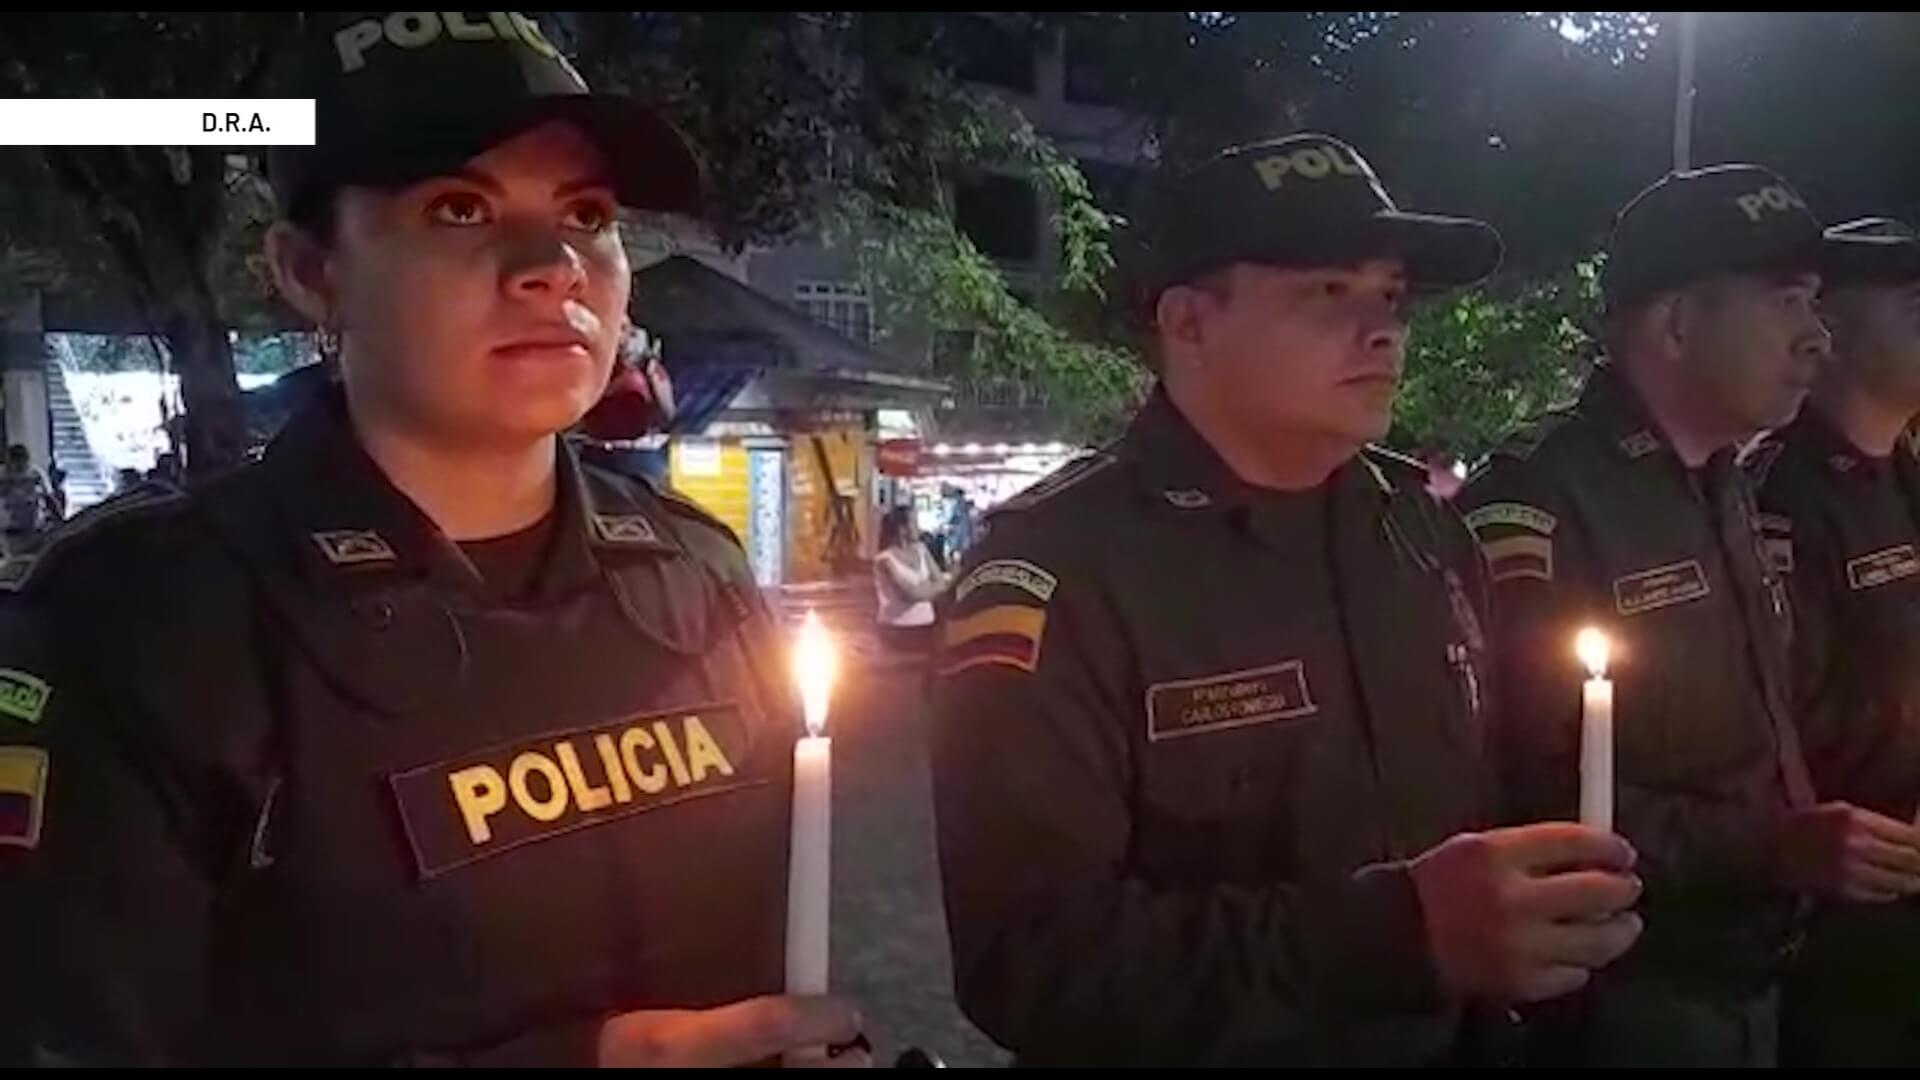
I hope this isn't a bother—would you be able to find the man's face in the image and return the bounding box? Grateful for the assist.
[1676,271,1829,432]
[325,120,630,447]
[1824,279,1920,415]
[1162,258,1409,447]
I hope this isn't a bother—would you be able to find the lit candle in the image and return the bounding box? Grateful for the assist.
[1575,628,1614,833]
[787,610,837,996]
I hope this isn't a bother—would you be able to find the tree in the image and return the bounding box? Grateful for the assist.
[0,13,293,473]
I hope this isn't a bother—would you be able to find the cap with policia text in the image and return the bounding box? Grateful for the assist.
[1820,217,1920,287]
[1128,133,1505,299]
[266,12,701,224]
[1602,164,1838,311]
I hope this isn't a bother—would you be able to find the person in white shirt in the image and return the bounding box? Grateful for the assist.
[874,505,948,653]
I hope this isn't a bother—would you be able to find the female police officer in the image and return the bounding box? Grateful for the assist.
[0,12,865,1066]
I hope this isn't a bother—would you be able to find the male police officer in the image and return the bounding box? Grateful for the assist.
[1459,166,1911,1066]
[930,134,1645,1067]
[1753,217,1920,1065]
[0,13,866,1066]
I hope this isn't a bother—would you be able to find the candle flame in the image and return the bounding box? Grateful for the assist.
[792,610,838,737]
[1575,627,1611,679]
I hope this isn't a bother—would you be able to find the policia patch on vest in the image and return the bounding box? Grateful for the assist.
[390,703,754,879]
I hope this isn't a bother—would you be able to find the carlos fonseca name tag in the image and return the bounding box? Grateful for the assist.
[1146,662,1318,742]
[1847,544,1920,591]
[390,703,755,878]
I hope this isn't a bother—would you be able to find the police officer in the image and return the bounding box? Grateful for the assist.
[1459,166,1901,1066]
[930,134,1644,1067]
[1753,217,1920,1065]
[0,12,867,1066]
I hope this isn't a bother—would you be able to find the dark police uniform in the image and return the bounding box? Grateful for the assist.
[931,389,1500,1066]
[1755,219,1920,1062]
[0,394,792,1064]
[1459,362,1812,1066]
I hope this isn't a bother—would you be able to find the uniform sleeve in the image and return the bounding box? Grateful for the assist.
[2,580,218,1065]
[929,528,1440,1065]
[1462,464,1779,896]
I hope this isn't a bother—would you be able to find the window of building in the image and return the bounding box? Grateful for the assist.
[954,174,1040,265]
[1063,27,1123,107]
[1075,158,1142,215]
[793,281,874,343]
[947,16,1037,94]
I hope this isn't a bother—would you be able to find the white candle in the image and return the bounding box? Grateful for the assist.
[1575,628,1615,832]
[787,611,837,995]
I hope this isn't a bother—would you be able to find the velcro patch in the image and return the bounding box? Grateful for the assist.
[1147,662,1317,742]
[389,702,753,879]
[1847,544,1920,591]
[1463,502,1558,537]
[1614,559,1711,616]
[312,529,398,566]
[955,559,1058,605]
[0,745,48,849]
[0,670,50,726]
[1482,535,1553,583]
[940,604,1046,677]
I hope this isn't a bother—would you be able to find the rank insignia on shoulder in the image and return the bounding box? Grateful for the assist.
[1618,431,1662,459]
[1829,454,1858,473]
[940,603,1047,677]
[591,513,660,546]
[312,529,399,567]
[1162,488,1212,509]
[0,745,48,850]
[955,559,1058,605]
[1463,501,1557,537]
[0,556,36,593]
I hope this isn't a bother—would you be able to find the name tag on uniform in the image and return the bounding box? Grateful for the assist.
[1614,560,1711,616]
[1146,662,1317,742]
[389,702,756,879]
[1847,544,1920,591]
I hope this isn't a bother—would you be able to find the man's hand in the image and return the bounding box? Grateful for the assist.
[597,995,869,1068]
[1776,801,1920,902]
[1410,822,1643,1004]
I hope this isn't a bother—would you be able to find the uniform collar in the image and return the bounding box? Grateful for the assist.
[1581,360,1742,482]
[1782,404,1895,480]
[263,390,680,601]
[1121,385,1391,543]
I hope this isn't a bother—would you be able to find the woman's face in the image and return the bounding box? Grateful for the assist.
[274,120,631,449]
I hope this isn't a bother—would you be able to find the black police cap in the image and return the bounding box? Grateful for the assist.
[1602,164,1840,312]
[1128,133,1504,300]
[266,12,702,224]
[1821,217,1920,288]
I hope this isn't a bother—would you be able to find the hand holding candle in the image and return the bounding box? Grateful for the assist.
[787,610,838,996]
[1575,628,1614,833]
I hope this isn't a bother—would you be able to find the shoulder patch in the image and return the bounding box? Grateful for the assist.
[955,559,1058,605]
[939,603,1047,677]
[3,484,189,593]
[1481,535,1553,584]
[1463,501,1558,537]
[1618,431,1662,459]
[0,745,48,849]
[0,669,51,726]
[311,529,398,566]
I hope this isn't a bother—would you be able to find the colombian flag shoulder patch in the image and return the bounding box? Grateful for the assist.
[940,603,1048,677]
[0,745,48,850]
